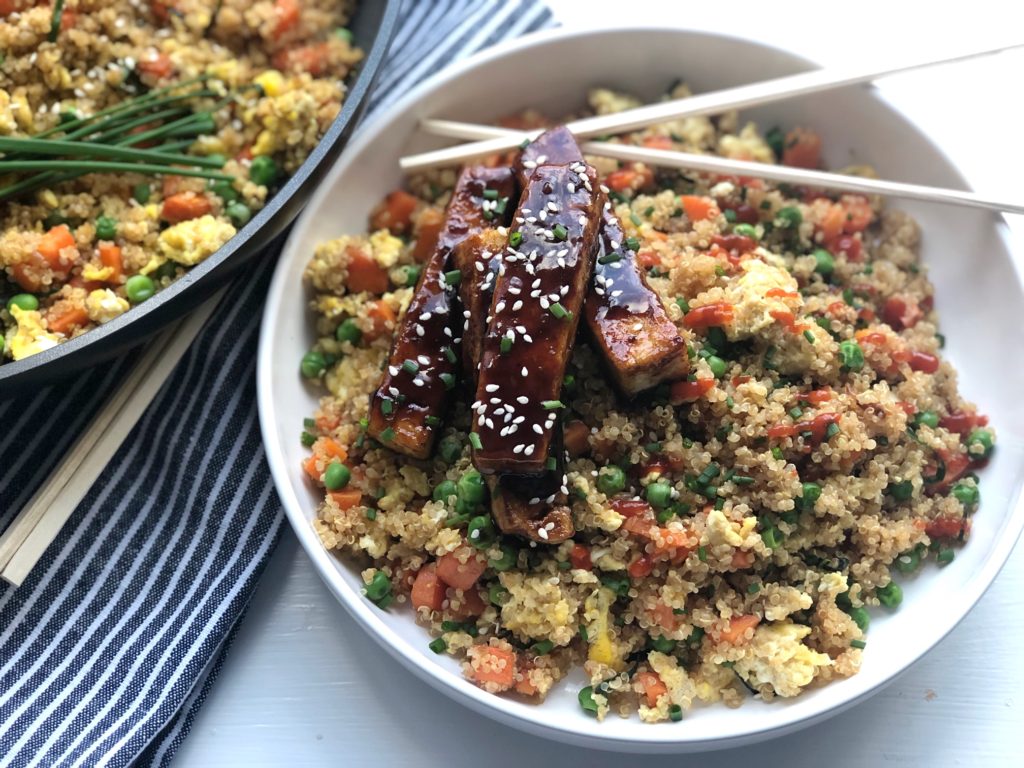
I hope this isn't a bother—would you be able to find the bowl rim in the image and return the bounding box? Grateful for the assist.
[257,23,1024,752]
[0,0,402,390]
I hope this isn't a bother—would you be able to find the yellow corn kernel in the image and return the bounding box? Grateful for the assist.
[252,129,277,156]
[254,70,285,98]
[38,189,59,209]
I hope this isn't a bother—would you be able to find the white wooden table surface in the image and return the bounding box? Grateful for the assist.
[174,2,1024,765]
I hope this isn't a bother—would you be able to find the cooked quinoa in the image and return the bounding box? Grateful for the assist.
[0,0,361,363]
[299,84,995,723]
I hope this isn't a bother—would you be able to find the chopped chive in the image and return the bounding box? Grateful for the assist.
[552,223,568,241]
[402,359,419,375]
[771,447,784,460]
[483,188,498,200]
[546,456,557,471]
[379,427,395,442]
[469,432,483,450]
[442,346,457,364]
[381,397,394,415]
[509,231,523,248]
[803,329,815,344]
[578,624,589,642]
[444,269,462,286]
[733,475,755,485]
[429,637,447,654]
[494,197,508,216]
[851,639,867,649]
[624,236,641,251]
[425,415,441,427]
[301,431,316,447]
[439,372,456,390]
[747,582,761,594]
[644,206,655,217]
[549,302,569,319]
[697,545,707,562]
[532,640,555,655]
[598,252,621,265]
[669,704,683,722]
[500,336,513,354]
[542,400,564,410]
[676,297,690,314]
[825,422,841,439]
[630,211,642,226]
[789,407,803,420]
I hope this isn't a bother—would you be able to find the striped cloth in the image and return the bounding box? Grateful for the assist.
[0,1,553,766]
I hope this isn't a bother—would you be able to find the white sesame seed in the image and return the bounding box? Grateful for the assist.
[532,424,543,435]
[525,445,536,456]
[537,527,548,540]
[513,444,524,454]
[388,366,399,376]
[521,367,529,377]
[486,384,500,392]
[490,397,501,404]
[517,396,529,404]
[415,324,425,337]
[417,355,430,365]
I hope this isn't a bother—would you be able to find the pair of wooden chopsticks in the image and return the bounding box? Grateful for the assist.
[0,291,223,587]
[401,42,1024,215]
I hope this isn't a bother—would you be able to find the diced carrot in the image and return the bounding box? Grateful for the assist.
[0,0,20,16]
[161,192,211,223]
[303,455,321,481]
[411,563,446,611]
[98,242,123,281]
[712,234,756,253]
[683,302,734,329]
[651,603,679,632]
[563,419,591,457]
[806,388,832,405]
[781,127,822,169]
[136,52,175,80]
[272,42,331,76]
[150,1,179,23]
[569,544,592,570]
[411,208,445,263]
[46,306,89,336]
[514,666,539,696]
[839,195,873,233]
[468,645,517,689]
[329,488,362,509]
[636,249,661,269]
[716,614,759,644]
[345,246,389,294]
[628,555,654,579]
[929,448,971,491]
[369,189,419,235]
[817,202,845,241]
[636,671,668,707]
[314,437,347,462]
[641,135,674,151]
[436,549,487,591]
[669,378,715,404]
[364,300,396,341]
[38,224,78,269]
[611,499,653,519]
[680,195,720,222]
[939,411,987,435]
[825,233,863,262]
[604,166,653,193]
[450,587,487,619]
[273,0,301,38]
[730,550,755,570]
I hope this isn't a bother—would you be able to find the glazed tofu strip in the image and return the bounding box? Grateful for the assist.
[451,228,506,390]
[471,126,603,475]
[367,166,517,459]
[584,208,688,395]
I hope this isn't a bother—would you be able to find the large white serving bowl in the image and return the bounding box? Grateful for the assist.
[257,26,1024,752]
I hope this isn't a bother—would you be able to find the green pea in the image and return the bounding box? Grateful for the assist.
[209,179,239,203]
[645,480,672,509]
[596,465,626,495]
[363,571,392,604]
[876,581,903,609]
[300,351,327,379]
[225,202,251,227]
[467,514,495,548]
[732,223,758,239]
[133,183,151,204]
[457,470,486,505]
[335,318,362,345]
[966,429,994,460]
[650,635,676,653]
[488,583,510,606]
[895,548,920,574]
[249,155,278,187]
[7,293,39,312]
[839,340,864,372]
[95,215,117,241]
[438,436,462,464]
[800,482,822,509]
[324,461,351,490]
[776,206,802,228]
[432,479,457,503]
[812,248,834,276]
[848,606,870,631]
[952,482,979,507]
[488,543,517,572]
[124,274,156,304]
[399,264,422,287]
[914,411,939,429]
[707,355,727,378]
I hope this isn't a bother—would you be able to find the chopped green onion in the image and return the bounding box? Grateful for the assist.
[549,302,569,320]
[552,223,568,241]
[428,637,447,654]
[469,432,483,451]
[850,639,867,649]
[401,359,419,375]
[444,269,462,286]
[541,400,564,410]
[509,231,523,248]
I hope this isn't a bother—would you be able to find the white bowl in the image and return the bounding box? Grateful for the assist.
[257,26,1024,752]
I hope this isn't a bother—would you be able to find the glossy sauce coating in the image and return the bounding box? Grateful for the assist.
[584,208,688,396]
[367,166,516,459]
[452,228,507,390]
[471,128,603,475]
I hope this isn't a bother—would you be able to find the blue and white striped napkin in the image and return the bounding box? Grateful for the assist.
[0,1,553,765]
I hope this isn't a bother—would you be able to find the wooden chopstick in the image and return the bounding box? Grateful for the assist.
[0,290,223,587]
[417,119,1024,216]
[399,41,1023,172]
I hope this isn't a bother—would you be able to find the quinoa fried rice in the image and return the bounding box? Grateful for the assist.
[0,0,361,363]
[299,84,995,723]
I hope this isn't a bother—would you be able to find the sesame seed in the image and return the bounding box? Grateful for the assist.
[533,424,543,435]
[486,384,500,392]
[513,444,524,454]
[521,367,529,377]
[525,445,536,456]
[537,527,548,540]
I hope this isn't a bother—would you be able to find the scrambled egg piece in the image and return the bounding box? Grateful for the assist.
[368,229,404,269]
[584,586,623,669]
[718,122,775,164]
[8,306,60,361]
[724,258,800,339]
[85,289,130,324]
[158,215,236,266]
[705,508,757,548]
[734,622,832,697]
[81,263,115,283]
[499,572,579,646]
